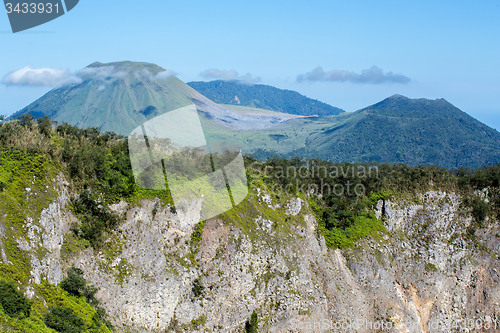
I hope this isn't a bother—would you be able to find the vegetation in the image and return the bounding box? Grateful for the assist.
[70,190,122,250]
[188,80,345,116]
[44,306,85,333]
[244,310,258,333]
[0,280,32,318]
[60,267,113,331]
[200,94,500,169]
[190,315,206,330]
[247,155,500,248]
[0,113,500,331]
[192,278,204,298]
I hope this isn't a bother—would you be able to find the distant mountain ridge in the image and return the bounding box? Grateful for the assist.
[242,94,500,168]
[187,80,345,117]
[11,61,299,136]
[10,61,500,168]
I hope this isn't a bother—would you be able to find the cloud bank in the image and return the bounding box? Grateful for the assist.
[154,69,176,80]
[297,66,411,84]
[200,68,261,84]
[2,66,82,87]
[133,68,177,81]
[2,65,177,87]
[77,66,128,81]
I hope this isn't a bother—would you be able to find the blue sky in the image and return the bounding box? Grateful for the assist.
[1,0,499,129]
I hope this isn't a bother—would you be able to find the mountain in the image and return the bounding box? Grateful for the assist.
[209,94,500,168]
[1,121,500,331]
[11,61,298,136]
[11,61,500,168]
[297,94,500,167]
[187,80,345,116]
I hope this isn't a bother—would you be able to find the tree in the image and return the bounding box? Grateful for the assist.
[18,113,34,129]
[60,267,87,297]
[0,280,32,318]
[37,116,52,137]
[44,306,85,333]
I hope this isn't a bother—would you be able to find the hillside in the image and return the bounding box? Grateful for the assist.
[10,61,500,168]
[11,61,298,136]
[302,95,500,167]
[187,80,345,116]
[0,118,500,332]
[11,61,195,136]
[206,95,500,169]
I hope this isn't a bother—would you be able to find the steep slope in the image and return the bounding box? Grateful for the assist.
[13,61,195,136]
[220,95,500,168]
[188,80,345,116]
[1,122,500,332]
[11,61,297,136]
[299,95,500,168]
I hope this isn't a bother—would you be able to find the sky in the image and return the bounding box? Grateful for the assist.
[1,0,499,130]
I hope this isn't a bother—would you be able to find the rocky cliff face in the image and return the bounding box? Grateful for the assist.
[6,176,500,332]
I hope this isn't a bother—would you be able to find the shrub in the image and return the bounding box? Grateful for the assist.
[192,278,204,298]
[44,306,85,333]
[37,116,53,137]
[191,315,206,330]
[244,311,258,333]
[59,267,111,326]
[60,268,87,298]
[0,280,32,318]
[470,196,489,226]
[70,190,122,249]
[425,263,438,272]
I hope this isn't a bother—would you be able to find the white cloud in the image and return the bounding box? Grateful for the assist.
[77,65,127,81]
[154,70,176,80]
[200,68,260,84]
[133,68,177,81]
[297,66,411,84]
[2,65,81,87]
[3,64,178,88]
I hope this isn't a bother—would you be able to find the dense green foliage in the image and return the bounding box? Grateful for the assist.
[60,268,113,331]
[0,280,32,318]
[44,306,85,333]
[60,268,88,299]
[188,80,345,116]
[249,155,500,248]
[70,190,122,249]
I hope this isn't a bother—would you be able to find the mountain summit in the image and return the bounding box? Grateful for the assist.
[357,94,470,119]
[10,62,500,168]
[229,95,500,168]
[12,61,297,136]
[13,61,196,135]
